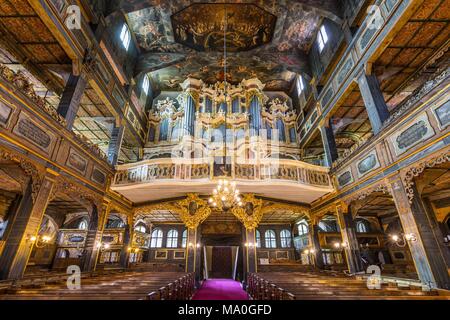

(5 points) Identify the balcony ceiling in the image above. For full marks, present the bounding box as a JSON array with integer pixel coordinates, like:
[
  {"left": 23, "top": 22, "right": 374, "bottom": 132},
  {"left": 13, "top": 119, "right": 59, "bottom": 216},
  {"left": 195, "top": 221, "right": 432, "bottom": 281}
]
[
  {"left": 112, "top": 179, "right": 333, "bottom": 205},
  {"left": 122, "top": 0, "right": 342, "bottom": 92}
]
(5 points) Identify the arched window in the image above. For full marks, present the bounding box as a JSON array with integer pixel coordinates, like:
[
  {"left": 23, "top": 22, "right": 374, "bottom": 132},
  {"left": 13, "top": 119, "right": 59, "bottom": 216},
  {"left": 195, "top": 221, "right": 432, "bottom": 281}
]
[
  {"left": 120, "top": 23, "right": 131, "bottom": 50},
  {"left": 356, "top": 220, "right": 368, "bottom": 233},
  {"left": 78, "top": 219, "right": 88, "bottom": 230},
  {"left": 150, "top": 228, "right": 163, "bottom": 248},
  {"left": 181, "top": 229, "right": 187, "bottom": 248},
  {"left": 166, "top": 229, "right": 178, "bottom": 248},
  {"left": 135, "top": 225, "right": 146, "bottom": 233},
  {"left": 280, "top": 229, "right": 291, "bottom": 248},
  {"left": 256, "top": 230, "right": 261, "bottom": 248},
  {"left": 298, "top": 223, "right": 308, "bottom": 235},
  {"left": 265, "top": 230, "right": 276, "bottom": 248}
]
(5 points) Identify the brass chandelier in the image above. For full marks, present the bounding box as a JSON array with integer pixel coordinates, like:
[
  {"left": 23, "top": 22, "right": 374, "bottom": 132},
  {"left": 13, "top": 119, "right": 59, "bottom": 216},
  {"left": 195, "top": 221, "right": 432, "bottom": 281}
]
[{"left": 208, "top": 5, "right": 242, "bottom": 211}]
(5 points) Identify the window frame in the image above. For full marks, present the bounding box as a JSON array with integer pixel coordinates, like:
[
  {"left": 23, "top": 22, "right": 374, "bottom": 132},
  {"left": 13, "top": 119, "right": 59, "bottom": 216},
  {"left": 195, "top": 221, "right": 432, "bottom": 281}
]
[
  {"left": 280, "top": 229, "right": 292, "bottom": 248},
  {"left": 120, "top": 23, "right": 131, "bottom": 51},
  {"left": 166, "top": 229, "right": 179, "bottom": 248},
  {"left": 317, "top": 25, "right": 328, "bottom": 52},
  {"left": 78, "top": 219, "right": 88, "bottom": 230},
  {"left": 297, "top": 75, "right": 305, "bottom": 94},
  {"left": 298, "top": 223, "right": 308, "bottom": 236},
  {"left": 264, "top": 230, "right": 277, "bottom": 248},
  {"left": 150, "top": 228, "right": 163, "bottom": 248},
  {"left": 142, "top": 75, "right": 150, "bottom": 95},
  {"left": 256, "top": 230, "right": 261, "bottom": 248},
  {"left": 181, "top": 229, "right": 187, "bottom": 248}
]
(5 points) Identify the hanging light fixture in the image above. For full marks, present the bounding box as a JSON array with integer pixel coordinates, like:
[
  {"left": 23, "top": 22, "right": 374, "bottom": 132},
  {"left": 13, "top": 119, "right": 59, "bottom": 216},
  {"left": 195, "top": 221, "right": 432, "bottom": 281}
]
[{"left": 209, "top": 4, "right": 241, "bottom": 211}]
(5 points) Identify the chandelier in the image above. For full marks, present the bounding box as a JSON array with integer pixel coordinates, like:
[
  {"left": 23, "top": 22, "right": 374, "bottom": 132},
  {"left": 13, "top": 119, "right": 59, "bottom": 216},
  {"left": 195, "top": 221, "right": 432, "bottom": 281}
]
[
  {"left": 209, "top": 178, "right": 242, "bottom": 210},
  {"left": 208, "top": 5, "right": 242, "bottom": 211}
]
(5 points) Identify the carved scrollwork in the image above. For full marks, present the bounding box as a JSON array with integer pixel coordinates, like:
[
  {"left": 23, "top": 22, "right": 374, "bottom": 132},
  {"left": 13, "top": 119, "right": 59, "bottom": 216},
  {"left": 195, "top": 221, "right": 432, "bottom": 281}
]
[
  {"left": 342, "top": 183, "right": 391, "bottom": 205},
  {"left": 403, "top": 150, "right": 450, "bottom": 203},
  {"left": 231, "top": 194, "right": 263, "bottom": 229},
  {"left": 175, "top": 193, "right": 211, "bottom": 229},
  {"left": 0, "top": 147, "right": 42, "bottom": 203},
  {"left": 0, "top": 64, "right": 67, "bottom": 127}
]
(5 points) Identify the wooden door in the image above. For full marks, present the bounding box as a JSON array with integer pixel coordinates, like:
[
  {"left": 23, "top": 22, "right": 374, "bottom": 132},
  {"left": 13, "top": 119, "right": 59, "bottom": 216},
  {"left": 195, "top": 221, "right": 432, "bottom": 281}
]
[{"left": 211, "top": 246, "right": 232, "bottom": 278}]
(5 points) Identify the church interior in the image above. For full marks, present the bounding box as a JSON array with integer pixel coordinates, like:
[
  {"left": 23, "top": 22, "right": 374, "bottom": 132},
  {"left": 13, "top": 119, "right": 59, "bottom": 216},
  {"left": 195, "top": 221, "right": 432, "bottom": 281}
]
[{"left": 0, "top": 0, "right": 449, "bottom": 301}]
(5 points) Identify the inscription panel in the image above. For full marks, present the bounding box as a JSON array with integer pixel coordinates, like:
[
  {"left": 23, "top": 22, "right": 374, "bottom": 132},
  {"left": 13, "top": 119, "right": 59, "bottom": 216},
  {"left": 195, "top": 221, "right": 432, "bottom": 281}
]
[
  {"left": 13, "top": 112, "right": 55, "bottom": 154},
  {"left": 66, "top": 148, "right": 88, "bottom": 175},
  {"left": 357, "top": 150, "right": 380, "bottom": 178},
  {"left": 92, "top": 167, "right": 107, "bottom": 185},
  {"left": 390, "top": 113, "right": 435, "bottom": 156},
  {"left": 0, "top": 98, "right": 13, "bottom": 128},
  {"left": 432, "top": 100, "right": 450, "bottom": 130},
  {"left": 337, "top": 169, "right": 354, "bottom": 188}
]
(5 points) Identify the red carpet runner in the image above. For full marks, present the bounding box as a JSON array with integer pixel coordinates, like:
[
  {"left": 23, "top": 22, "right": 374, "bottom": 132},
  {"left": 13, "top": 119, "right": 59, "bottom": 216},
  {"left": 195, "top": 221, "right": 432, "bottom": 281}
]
[{"left": 192, "top": 279, "right": 249, "bottom": 300}]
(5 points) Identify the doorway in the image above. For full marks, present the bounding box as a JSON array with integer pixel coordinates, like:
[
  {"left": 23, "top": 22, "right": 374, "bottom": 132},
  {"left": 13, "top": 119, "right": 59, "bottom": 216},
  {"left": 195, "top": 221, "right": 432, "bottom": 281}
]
[{"left": 204, "top": 246, "right": 239, "bottom": 279}]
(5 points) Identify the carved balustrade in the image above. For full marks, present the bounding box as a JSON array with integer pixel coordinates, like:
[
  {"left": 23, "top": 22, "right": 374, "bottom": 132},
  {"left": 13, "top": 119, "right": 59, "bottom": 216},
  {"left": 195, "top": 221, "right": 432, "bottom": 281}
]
[{"left": 113, "top": 158, "right": 331, "bottom": 188}]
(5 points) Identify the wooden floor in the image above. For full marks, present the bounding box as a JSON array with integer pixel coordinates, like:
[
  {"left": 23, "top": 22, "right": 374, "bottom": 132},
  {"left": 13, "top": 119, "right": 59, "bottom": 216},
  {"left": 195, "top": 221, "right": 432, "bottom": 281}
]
[
  {"left": 253, "top": 272, "right": 450, "bottom": 300},
  {"left": 0, "top": 271, "right": 186, "bottom": 300}
]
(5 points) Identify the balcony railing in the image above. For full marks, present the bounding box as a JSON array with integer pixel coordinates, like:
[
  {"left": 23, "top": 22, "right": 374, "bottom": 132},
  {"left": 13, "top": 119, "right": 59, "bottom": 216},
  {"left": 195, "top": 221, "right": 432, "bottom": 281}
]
[{"left": 114, "top": 157, "right": 331, "bottom": 188}]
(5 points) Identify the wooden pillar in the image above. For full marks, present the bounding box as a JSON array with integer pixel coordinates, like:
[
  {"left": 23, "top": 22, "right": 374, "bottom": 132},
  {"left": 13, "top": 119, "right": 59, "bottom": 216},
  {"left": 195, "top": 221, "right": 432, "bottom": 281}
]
[
  {"left": 336, "top": 204, "right": 364, "bottom": 274},
  {"left": 319, "top": 119, "right": 338, "bottom": 167},
  {"left": 56, "top": 74, "right": 87, "bottom": 130},
  {"left": 310, "top": 224, "right": 324, "bottom": 269},
  {"left": 119, "top": 224, "right": 132, "bottom": 268},
  {"left": 185, "top": 227, "right": 200, "bottom": 274},
  {"left": 357, "top": 72, "right": 390, "bottom": 134},
  {"left": 244, "top": 228, "right": 257, "bottom": 274},
  {"left": 389, "top": 175, "right": 450, "bottom": 289},
  {"left": 0, "top": 172, "right": 56, "bottom": 280},
  {"left": 107, "top": 124, "right": 125, "bottom": 166},
  {"left": 82, "top": 203, "right": 109, "bottom": 272}
]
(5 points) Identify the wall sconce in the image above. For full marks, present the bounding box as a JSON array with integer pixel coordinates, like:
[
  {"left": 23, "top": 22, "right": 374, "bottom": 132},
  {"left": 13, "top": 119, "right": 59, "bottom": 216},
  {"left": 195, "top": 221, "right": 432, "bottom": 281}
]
[
  {"left": 303, "top": 248, "right": 316, "bottom": 265},
  {"left": 28, "top": 234, "right": 52, "bottom": 248},
  {"left": 245, "top": 242, "right": 255, "bottom": 248},
  {"left": 333, "top": 241, "right": 347, "bottom": 250},
  {"left": 390, "top": 233, "right": 417, "bottom": 247},
  {"left": 127, "top": 246, "right": 140, "bottom": 254},
  {"left": 96, "top": 242, "right": 111, "bottom": 251}
]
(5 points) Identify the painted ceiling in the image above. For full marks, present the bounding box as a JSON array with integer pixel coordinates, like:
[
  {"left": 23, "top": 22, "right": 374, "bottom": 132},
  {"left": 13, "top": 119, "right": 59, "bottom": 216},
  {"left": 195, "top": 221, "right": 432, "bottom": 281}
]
[{"left": 125, "top": 0, "right": 325, "bottom": 92}]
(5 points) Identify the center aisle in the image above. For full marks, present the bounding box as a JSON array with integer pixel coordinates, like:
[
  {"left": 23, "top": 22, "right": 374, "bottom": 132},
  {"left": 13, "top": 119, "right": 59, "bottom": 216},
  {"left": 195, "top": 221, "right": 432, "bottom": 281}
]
[{"left": 192, "top": 279, "right": 249, "bottom": 300}]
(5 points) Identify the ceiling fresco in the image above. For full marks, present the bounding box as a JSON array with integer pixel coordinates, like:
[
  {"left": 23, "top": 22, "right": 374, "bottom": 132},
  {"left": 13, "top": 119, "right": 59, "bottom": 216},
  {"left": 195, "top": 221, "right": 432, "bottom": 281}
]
[
  {"left": 171, "top": 3, "right": 276, "bottom": 52},
  {"left": 125, "top": 0, "right": 323, "bottom": 92}
]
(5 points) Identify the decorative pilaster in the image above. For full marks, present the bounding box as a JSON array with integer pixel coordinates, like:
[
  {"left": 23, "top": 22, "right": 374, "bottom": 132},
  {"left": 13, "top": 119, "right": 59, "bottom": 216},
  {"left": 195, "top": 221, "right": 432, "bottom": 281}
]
[
  {"left": 56, "top": 73, "right": 87, "bottom": 130},
  {"left": 320, "top": 118, "right": 338, "bottom": 167},
  {"left": 0, "top": 171, "right": 56, "bottom": 280},
  {"left": 389, "top": 175, "right": 449, "bottom": 289},
  {"left": 357, "top": 72, "right": 390, "bottom": 134},
  {"left": 336, "top": 204, "right": 364, "bottom": 274},
  {"left": 244, "top": 228, "right": 257, "bottom": 273}
]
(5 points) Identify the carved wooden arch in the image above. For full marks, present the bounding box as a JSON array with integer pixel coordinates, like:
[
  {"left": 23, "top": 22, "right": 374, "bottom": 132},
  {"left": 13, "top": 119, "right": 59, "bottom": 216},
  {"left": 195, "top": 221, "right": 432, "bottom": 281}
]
[
  {"left": 402, "top": 149, "right": 450, "bottom": 203},
  {"left": 0, "top": 147, "right": 43, "bottom": 203},
  {"left": 311, "top": 203, "right": 338, "bottom": 225},
  {"left": 342, "top": 182, "right": 392, "bottom": 218}
]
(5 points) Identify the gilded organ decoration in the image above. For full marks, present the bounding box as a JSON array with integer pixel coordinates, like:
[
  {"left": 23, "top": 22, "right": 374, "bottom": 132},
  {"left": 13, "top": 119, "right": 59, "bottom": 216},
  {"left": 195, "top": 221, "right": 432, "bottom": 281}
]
[{"left": 231, "top": 194, "right": 263, "bottom": 229}]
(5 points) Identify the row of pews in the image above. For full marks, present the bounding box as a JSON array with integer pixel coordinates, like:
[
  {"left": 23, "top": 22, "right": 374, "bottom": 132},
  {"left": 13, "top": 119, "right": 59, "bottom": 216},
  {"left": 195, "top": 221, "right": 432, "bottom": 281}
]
[
  {"left": 0, "top": 270, "right": 195, "bottom": 300},
  {"left": 247, "top": 272, "right": 449, "bottom": 300}
]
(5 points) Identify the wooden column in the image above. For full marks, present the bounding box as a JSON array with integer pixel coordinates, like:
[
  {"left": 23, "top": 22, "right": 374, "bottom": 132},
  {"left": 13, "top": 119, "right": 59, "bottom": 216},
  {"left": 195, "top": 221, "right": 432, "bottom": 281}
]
[
  {"left": 389, "top": 175, "right": 450, "bottom": 289},
  {"left": 56, "top": 74, "right": 87, "bottom": 130},
  {"left": 107, "top": 124, "right": 125, "bottom": 166},
  {"left": 336, "top": 204, "right": 364, "bottom": 274},
  {"left": 244, "top": 228, "right": 257, "bottom": 274},
  {"left": 82, "top": 203, "right": 110, "bottom": 272},
  {"left": 320, "top": 119, "right": 338, "bottom": 167},
  {"left": 185, "top": 227, "right": 200, "bottom": 274},
  {"left": 119, "top": 223, "right": 132, "bottom": 268},
  {"left": 0, "top": 172, "right": 56, "bottom": 280},
  {"left": 357, "top": 72, "right": 390, "bottom": 134},
  {"left": 310, "top": 224, "right": 324, "bottom": 269}
]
